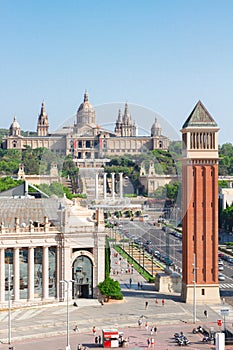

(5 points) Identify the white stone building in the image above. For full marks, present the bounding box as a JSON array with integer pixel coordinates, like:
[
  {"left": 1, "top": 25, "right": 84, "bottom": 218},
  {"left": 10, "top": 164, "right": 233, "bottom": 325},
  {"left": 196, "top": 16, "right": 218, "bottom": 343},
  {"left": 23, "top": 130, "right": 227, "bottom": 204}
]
[{"left": 0, "top": 197, "right": 106, "bottom": 308}]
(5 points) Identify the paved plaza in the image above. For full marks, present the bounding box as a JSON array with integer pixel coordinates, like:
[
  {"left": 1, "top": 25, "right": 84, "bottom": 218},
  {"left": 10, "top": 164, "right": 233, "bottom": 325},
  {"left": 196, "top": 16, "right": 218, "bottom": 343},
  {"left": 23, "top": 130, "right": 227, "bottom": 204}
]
[{"left": 0, "top": 249, "right": 233, "bottom": 349}]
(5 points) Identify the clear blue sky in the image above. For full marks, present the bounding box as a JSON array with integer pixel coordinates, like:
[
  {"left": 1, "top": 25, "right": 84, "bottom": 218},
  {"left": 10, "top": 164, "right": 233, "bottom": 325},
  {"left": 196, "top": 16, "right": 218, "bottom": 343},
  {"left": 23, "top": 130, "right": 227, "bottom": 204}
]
[{"left": 1, "top": 0, "right": 232, "bottom": 144}]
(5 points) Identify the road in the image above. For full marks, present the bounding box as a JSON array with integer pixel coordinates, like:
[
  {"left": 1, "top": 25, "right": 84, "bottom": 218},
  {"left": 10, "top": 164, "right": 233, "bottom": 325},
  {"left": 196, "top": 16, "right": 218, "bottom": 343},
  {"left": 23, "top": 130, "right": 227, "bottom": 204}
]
[{"left": 117, "top": 220, "right": 233, "bottom": 295}]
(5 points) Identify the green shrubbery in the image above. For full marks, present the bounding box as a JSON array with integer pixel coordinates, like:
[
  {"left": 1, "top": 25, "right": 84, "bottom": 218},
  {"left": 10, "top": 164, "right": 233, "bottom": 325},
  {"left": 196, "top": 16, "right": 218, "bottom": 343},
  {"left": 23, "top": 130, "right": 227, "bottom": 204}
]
[
  {"left": 0, "top": 177, "right": 23, "bottom": 192},
  {"left": 97, "top": 277, "right": 123, "bottom": 300}
]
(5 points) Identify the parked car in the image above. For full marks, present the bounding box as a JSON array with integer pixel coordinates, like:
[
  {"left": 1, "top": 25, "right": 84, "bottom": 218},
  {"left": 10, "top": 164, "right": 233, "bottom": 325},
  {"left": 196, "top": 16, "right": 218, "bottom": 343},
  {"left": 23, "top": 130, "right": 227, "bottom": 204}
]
[
  {"left": 218, "top": 274, "right": 225, "bottom": 281},
  {"left": 218, "top": 265, "right": 224, "bottom": 271},
  {"left": 154, "top": 251, "right": 160, "bottom": 258},
  {"left": 164, "top": 258, "right": 174, "bottom": 266}
]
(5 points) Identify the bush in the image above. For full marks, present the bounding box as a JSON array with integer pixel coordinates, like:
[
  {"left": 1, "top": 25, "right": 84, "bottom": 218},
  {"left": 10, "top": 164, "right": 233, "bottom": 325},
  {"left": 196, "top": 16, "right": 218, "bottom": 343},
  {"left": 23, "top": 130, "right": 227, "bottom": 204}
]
[{"left": 98, "top": 277, "right": 123, "bottom": 300}]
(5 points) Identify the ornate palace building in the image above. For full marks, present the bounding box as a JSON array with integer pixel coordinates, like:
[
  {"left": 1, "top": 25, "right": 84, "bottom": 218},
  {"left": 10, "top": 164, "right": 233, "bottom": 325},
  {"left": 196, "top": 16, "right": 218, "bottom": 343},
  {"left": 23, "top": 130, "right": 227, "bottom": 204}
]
[
  {"left": 2, "top": 91, "right": 170, "bottom": 167},
  {"left": 0, "top": 197, "right": 106, "bottom": 308}
]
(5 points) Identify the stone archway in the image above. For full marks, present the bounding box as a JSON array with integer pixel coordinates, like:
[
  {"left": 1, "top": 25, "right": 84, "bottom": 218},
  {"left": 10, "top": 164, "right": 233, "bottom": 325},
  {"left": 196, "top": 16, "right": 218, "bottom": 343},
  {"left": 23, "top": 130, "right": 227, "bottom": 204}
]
[{"left": 72, "top": 252, "right": 94, "bottom": 298}]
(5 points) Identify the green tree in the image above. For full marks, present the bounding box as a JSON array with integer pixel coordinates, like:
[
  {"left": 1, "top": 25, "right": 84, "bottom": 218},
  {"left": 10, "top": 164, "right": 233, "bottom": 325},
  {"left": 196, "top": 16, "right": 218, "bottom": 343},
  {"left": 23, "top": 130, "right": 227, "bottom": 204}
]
[
  {"left": 219, "top": 180, "right": 228, "bottom": 188},
  {"left": 0, "top": 177, "right": 23, "bottom": 192},
  {"left": 98, "top": 277, "right": 123, "bottom": 300},
  {"left": 221, "top": 204, "right": 233, "bottom": 232}
]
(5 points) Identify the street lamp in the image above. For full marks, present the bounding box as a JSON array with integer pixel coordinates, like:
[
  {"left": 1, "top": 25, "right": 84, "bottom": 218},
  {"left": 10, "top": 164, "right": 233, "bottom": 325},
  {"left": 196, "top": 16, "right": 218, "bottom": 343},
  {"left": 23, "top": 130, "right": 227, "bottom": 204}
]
[
  {"left": 192, "top": 253, "right": 198, "bottom": 324},
  {"left": 8, "top": 263, "right": 12, "bottom": 345},
  {"left": 60, "top": 279, "right": 75, "bottom": 350}
]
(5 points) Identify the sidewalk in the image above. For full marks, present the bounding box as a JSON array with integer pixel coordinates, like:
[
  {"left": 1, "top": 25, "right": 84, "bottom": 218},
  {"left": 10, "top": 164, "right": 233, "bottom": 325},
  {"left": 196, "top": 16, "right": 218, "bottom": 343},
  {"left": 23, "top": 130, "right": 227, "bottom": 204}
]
[{"left": 0, "top": 248, "right": 232, "bottom": 349}]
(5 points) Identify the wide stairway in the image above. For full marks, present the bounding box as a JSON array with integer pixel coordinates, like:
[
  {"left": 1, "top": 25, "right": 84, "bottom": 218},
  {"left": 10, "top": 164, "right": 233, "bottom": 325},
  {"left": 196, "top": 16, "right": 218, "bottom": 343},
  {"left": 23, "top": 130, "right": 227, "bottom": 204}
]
[{"left": 79, "top": 168, "right": 104, "bottom": 200}]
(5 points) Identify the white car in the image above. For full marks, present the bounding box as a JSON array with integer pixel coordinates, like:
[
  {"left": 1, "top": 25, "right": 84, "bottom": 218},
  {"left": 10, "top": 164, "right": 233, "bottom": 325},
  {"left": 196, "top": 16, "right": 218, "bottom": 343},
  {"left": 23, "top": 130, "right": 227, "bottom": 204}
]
[
  {"left": 218, "top": 274, "right": 225, "bottom": 281},
  {"left": 218, "top": 265, "right": 224, "bottom": 271}
]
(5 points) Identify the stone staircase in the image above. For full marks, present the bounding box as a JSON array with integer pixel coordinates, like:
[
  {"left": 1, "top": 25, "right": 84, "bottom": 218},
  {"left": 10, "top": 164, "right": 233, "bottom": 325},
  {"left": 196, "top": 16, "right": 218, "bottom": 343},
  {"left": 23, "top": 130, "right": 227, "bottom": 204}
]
[
  {"left": 78, "top": 168, "right": 104, "bottom": 200},
  {"left": 123, "top": 244, "right": 162, "bottom": 277}
]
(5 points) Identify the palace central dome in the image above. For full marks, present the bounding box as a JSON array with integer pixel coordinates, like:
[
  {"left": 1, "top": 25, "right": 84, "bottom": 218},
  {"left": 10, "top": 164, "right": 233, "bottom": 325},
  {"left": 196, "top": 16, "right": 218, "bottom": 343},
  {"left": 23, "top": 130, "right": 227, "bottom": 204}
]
[{"left": 76, "top": 90, "right": 96, "bottom": 128}]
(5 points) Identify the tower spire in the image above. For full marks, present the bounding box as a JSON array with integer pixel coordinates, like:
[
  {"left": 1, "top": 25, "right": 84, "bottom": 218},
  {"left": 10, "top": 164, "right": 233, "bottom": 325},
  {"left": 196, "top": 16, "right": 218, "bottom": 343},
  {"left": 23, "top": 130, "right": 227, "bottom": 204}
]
[{"left": 37, "top": 101, "right": 49, "bottom": 136}]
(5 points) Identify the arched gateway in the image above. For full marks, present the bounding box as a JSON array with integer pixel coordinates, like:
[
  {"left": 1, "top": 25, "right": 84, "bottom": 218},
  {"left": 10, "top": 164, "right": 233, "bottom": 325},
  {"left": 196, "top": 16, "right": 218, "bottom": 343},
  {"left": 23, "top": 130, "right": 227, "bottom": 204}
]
[{"left": 72, "top": 254, "right": 94, "bottom": 298}]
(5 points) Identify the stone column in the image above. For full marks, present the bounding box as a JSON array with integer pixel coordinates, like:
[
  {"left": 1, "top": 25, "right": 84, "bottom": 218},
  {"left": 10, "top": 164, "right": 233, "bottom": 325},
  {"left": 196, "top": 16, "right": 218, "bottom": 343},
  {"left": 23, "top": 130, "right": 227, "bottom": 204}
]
[
  {"left": 111, "top": 173, "right": 115, "bottom": 200},
  {"left": 0, "top": 248, "right": 5, "bottom": 302},
  {"left": 103, "top": 173, "right": 107, "bottom": 200},
  {"left": 56, "top": 246, "right": 61, "bottom": 300},
  {"left": 119, "top": 172, "right": 123, "bottom": 199},
  {"left": 42, "top": 246, "right": 49, "bottom": 300},
  {"left": 95, "top": 172, "right": 99, "bottom": 200},
  {"left": 13, "top": 247, "right": 20, "bottom": 301},
  {"left": 28, "top": 247, "right": 34, "bottom": 301}
]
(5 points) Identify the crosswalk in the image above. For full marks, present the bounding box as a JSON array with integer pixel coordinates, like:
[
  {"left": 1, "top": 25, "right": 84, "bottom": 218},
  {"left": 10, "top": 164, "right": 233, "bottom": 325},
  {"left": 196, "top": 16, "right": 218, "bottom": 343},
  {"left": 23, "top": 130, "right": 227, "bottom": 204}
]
[{"left": 219, "top": 283, "right": 233, "bottom": 289}]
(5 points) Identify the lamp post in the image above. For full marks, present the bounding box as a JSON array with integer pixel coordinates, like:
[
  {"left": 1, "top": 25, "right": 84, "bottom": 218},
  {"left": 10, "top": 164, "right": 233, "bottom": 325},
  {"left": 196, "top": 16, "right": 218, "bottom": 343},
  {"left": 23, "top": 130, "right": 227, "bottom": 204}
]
[
  {"left": 192, "top": 254, "right": 198, "bottom": 324},
  {"left": 8, "top": 263, "right": 12, "bottom": 345},
  {"left": 60, "top": 279, "right": 74, "bottom": 350}
]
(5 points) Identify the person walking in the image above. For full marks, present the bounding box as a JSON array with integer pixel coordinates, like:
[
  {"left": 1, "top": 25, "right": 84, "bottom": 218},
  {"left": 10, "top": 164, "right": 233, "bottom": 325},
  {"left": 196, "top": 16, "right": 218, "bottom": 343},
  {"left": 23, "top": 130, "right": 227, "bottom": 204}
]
[
  {"left": 145, "top": 301, "right": 149, "bottom": 310},
  {"left": 147, "top": 337, "right": 151, "bottom": 348},
  {"left": 92, "top": 326, "right": 96, "bottom": 335},
  {"left": 204, "top": 309, "right": 208, "bottom": 318},
  {"left": 150, "top": 337, "right": 155, "bottom": 348},
  {"left": 73, "top": 325, "right": 79, "bottom": 332},
  {"left": 162, "top": 299, "right": 165, "bottom": 306},
  {"left": 129, "top": 277, "right": 132, "bottom": 288}
]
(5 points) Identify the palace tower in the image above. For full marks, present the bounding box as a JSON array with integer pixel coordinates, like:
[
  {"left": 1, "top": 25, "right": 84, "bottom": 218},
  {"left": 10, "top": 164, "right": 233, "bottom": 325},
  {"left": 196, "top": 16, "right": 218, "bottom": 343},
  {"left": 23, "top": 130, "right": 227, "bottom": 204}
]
[{"left": 181, "top": 101, "right": 220, "bottom": 303}]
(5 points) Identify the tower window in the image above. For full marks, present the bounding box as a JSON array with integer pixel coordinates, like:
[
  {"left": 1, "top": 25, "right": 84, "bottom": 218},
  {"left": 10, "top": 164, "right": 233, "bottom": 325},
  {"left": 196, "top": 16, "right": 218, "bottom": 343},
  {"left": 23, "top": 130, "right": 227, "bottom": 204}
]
[{"left": 201, "top": 289, "right": 205, "bottom": 296}]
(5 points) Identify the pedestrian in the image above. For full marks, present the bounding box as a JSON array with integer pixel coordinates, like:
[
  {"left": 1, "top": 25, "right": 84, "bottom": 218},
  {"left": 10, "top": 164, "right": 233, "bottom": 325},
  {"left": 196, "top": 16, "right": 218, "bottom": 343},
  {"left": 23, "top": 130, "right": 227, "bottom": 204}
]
[
  {"left": 150, "top": 337, "right": 155, "bottom": 348},
  {"left": 140, "top": 281, "right": 143, "bottom": 289},
  {"left": 155, "top": 298, "right": 158, "bottom": 305},
  {"left": 150, "top": 327, "right": 154, "bottom": 336},
  {"left": 95, "top": 336, "right": 98, "bottom": 344},
  {"left": 138, "top": 281, "right": 140, "bottom": 289},
  {"left": 92, "top": 326, "right": 96, "bottom": 335},
  {"left": 147, "top": 338, "right": 151, "bottom": 348},
  {"left": 162, "top": 299, "right": 165, "bottom": 306},
  {"left": 145, "top": 301, "right": 149, "bottom": 310},
  {"left": 204, "top": 310, "right": 208, "bottom": 318},
  {"left": 73, "top": 325, "right": 79, "bottom": 332},
  {"left": 154, "top": 326, "right": 157, "bottom": 335},
  {"left": 101, "top": 299, "right": 104, "bottom": 306},
  {"left": 145, "top": 321, "right": 149, "bottom": 331},
  {"left": 138, "top": 318, "right": 142, "bottom": 327},
  {"left": 98, "top": 335, "right": 101, "bottom": 344},
  {"left": 129, "top": 277, "right": 132, "bottom": 288}
]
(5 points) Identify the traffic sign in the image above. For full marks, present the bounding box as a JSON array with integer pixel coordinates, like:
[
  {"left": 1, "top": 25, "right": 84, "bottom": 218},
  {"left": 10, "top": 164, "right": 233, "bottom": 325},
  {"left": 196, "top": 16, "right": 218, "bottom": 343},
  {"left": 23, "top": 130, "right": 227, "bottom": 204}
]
[
  {"left": 217, "top": 319, "right": 223, "bottom": 327},
  {"left": 221, "top": 309, "right": 229, "bottom": 316}
]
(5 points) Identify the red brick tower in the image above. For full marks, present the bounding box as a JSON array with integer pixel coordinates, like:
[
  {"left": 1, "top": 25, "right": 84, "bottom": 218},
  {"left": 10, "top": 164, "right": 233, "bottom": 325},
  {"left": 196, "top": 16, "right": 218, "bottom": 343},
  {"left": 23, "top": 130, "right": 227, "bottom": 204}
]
[{"left": 181, "top": 101, "right": 220, "bottom": 303}]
